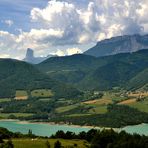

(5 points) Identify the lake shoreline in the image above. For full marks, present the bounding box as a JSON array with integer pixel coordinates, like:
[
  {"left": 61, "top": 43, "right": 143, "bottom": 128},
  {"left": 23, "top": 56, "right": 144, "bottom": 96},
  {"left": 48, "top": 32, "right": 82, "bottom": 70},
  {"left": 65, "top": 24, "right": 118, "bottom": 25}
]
[
  {"left": 0, "top": 119, "right": 148, "bottom": 136},
  {"left": 0, "top": 119, "right": 118, "bottom": 130},
  {"left": 0, "top": 119, "right": 145, "bottom": 131}
]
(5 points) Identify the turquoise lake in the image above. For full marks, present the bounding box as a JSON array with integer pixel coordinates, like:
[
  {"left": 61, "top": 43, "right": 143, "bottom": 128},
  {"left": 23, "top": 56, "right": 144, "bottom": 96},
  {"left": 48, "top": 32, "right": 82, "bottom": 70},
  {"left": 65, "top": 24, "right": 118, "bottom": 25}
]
[
  {"left": 0, "top": 120, "right": 91, "bottom": 137},
  {"left": 0, "top": 120, "right": 148, "bottom": 137}
]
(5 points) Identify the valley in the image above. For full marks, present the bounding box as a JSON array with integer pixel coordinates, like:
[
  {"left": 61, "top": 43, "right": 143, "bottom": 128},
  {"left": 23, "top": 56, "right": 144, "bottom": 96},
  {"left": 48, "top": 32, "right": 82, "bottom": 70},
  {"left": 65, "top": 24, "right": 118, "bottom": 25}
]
[
  {"left": 0, "top": 38, "right": 147, "bottom": 130},
  {"left": 0, "top": 50, "right": 148, "bottom": 128},
  {"left": 1, "top": 0, "right": 148, "bottom": 146}
]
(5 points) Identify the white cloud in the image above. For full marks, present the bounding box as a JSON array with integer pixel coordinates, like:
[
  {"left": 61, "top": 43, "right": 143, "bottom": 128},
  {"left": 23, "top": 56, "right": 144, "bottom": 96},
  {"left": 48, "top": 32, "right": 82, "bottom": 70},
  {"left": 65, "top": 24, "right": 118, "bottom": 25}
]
[
  {"left": 54, "top": 47, "right": 82, "bottom": 56},
  {"left": 78, "top": 34, "right": 90, "bottom": 44},
  {"left": 0, "top": 0, "right": 148, "bottom": 59},
  {"left": 54, "top": 49, "right": 65, "bottom": 56},
  {"left": 3, "top": 20, "right": 14, "bottom": 27},
  {"left": 30, "top": 0, "right": 148, "bottom": 43},
  {"left": 66, "top": 47, "right": 82, "bottom": 55},
  {"left": 0, "top": 54, "right": 10, "bottom": 58}
]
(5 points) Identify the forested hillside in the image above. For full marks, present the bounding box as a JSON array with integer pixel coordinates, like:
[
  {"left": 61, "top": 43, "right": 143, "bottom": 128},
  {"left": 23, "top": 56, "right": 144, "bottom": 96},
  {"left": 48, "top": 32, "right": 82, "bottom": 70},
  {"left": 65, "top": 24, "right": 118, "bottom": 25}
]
[
  {"left": 0, "top": 59, "right": 81, "bottom": 98},
  {"left": 37, "top": 50, "right": 148, "bottom": 91}
]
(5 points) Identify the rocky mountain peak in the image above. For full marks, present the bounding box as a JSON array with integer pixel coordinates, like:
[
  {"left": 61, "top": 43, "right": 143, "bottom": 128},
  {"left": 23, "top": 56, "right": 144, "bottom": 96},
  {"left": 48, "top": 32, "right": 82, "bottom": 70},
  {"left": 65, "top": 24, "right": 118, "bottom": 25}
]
[
  {"left": 25, "top": 48, "right": 34, "bottom": 60},
  {"left": 23, "top": 48, "right": 55, "bottom": 64}
]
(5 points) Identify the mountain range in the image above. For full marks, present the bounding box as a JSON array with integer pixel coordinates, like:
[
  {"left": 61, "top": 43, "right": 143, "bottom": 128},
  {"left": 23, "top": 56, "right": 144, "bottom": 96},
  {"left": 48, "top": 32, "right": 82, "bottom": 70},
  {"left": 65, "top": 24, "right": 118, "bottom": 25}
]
[
  {"left": 24, "top": 34, "right": 148, "bottom": 64},
  {"left": 0, "top": 34, "right": 147, "bottom": 99},
  {"left": 84, "top": 34, "right": 148, "bottom": 57}
]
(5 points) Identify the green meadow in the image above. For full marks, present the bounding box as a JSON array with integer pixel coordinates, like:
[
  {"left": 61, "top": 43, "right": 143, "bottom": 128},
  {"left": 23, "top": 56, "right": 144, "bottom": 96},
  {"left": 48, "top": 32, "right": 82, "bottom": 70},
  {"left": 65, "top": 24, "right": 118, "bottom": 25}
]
[{"left": 12, "top": 139, "right": 89, "bottom": 148}]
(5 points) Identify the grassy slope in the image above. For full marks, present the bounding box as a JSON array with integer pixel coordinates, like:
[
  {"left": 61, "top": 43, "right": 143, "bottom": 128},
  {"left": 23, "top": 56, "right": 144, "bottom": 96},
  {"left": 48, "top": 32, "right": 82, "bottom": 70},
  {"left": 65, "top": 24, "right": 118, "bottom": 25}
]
[{"left": 12, "top": 139, "right": 89, "bottom": 148}]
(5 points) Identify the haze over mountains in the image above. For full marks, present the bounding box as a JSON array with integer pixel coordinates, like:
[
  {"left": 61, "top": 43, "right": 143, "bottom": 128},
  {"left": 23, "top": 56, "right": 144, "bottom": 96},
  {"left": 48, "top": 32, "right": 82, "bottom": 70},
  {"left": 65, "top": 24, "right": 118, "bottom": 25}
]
[
  {"left": 23, "top": 48, "right": 56, "bottom": 64},
  {"left": 23, "top": 34, "right": 148, "bottom": 64},
  {"left": 85, "top": 34, "right": 148, "bottom": 57}
]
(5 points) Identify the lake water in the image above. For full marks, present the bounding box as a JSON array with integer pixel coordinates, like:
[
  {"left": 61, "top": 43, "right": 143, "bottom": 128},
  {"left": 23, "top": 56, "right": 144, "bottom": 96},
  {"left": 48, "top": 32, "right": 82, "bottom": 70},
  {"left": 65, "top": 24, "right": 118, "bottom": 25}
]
[
  {"left": 0, "top": 120, "right": 91, "bottom": 137},
  {"left": 120, "top": 123, "right": 148, "bottom": 136},
  {"left": 0, "top": 120, "right": 148, "bottom": 137}
]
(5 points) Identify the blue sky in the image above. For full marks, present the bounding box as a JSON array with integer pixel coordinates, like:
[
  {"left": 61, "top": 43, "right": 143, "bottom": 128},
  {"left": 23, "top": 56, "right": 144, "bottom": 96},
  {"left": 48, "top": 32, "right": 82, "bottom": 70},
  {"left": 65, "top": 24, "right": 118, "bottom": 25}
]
[
  {"left": 0, "top": 0, "right": 48, "bottom": 33},
  {"left": 0, "top": 0, "right": 148, "bottom": 59}
]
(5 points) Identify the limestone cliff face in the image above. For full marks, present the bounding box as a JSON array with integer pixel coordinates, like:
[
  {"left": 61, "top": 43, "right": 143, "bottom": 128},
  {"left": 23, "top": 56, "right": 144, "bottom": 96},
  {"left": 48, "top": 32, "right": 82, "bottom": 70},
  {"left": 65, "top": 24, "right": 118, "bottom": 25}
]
[
  {"left": 84, "top": 34, "right": 148, "bottom": 57},
  {"left": 25, "top": 48, "right": 34, "bottom": 61}
]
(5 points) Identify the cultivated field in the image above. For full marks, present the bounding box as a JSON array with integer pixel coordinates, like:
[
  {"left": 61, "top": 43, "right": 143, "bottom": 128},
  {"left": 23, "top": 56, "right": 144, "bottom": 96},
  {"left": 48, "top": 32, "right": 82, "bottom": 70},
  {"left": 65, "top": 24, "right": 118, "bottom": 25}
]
[
  {"left": 128, "top": 92, "right": 148, "bottom": 97},
  {"left": 88, "top": 105, "right": 107, "bottom": 114},
  {"left": 31, "top": 89, "right": 54, "bottom": 98},
  {"left": 83, "top": 98, "right": 112, "bottom": 105},
  {"left": 0, "top": 98, "right": 11, "bottom": 103},
  {"left": 118, "top": 99, "right": 137, "bottom": 105},
  {"left": 15, "top": 90, "right": 28, "bottom": 100},
  {"left": 55, "top": 104, "right": 79, "bottom": 113}
]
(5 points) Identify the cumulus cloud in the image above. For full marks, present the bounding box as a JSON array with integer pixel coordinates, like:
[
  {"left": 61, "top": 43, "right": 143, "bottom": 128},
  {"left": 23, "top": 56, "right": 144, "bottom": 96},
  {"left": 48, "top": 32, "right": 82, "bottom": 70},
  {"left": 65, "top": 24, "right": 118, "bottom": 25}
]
[
  {"left": 31, "top": 0, "right": 83, "bottom": 45},
  {"left": 30, "top": 0, "right": 147, "bottom": 42},
  {"left": 53, "top": 47, "right": 82, "bottom": 56},
  {"left": 0, "top": 0, "right": 148, "bottom": 59}
]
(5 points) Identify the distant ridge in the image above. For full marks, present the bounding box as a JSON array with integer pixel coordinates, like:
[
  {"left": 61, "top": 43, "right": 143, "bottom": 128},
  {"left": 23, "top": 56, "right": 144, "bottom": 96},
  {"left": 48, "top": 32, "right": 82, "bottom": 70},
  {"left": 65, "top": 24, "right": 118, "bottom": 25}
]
[
  {"left": 84, "top": 34, "right": 148, "bottom": 57},
  {"left": 23, "top": 48, "right": 56, "bottom": 64}
]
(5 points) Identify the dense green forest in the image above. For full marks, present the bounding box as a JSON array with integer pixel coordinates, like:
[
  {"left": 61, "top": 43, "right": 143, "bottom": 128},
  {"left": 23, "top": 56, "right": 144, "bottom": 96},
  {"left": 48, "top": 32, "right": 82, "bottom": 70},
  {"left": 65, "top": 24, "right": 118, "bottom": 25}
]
[{"left": 37, "top": 50, "right": 148, "bottom": 91}]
